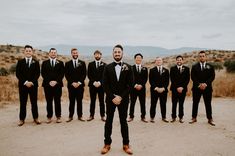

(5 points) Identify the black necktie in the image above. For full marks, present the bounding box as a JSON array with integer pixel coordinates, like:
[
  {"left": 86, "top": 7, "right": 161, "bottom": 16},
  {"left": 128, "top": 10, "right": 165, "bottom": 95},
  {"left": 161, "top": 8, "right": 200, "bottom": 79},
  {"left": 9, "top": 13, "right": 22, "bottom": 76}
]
[
  {"left": 201, "top": 64, "right": 204, "bottom": 71},
  {"left": 51, "top": 60, "right": 55, "bottom": 67},
  {"left": 96, "top": 62, "right": 99, "bottom": 68},
  {"left": 26, "top": 59, "right": 30, "bottom": 68},
  {"left": 137, "top": 65, "right": 140, "bottom": 73}
]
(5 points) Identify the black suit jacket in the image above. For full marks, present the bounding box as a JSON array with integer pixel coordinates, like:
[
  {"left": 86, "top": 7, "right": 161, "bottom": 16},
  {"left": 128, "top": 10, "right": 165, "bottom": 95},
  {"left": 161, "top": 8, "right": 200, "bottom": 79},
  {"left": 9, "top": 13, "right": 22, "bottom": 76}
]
[
  {"left": 64, "top": 59, "right": 86, "bottom": 87},
  {"left": 170, "top": 65, "right": 190, "bottom": 92},
  {"left": 16, "top": 58, "right": 40, "bottom": 87},
  {"left": 103, "top": 62, "right": 134, "bottom": 102},
  {"left": 41, "top": 59, "right": 65, "bottom": 87},
  {"left": 149, "top": 66, "right": 169, "bottom": 92},
  {"left": 132, "top": 65, "right": 148, "bottom": 88},
  {"left": 191, "top": 62, "right": 215, "bottom": 91},
  {"left": 88, "top": 61, "right": 106, "bottom": 87}
]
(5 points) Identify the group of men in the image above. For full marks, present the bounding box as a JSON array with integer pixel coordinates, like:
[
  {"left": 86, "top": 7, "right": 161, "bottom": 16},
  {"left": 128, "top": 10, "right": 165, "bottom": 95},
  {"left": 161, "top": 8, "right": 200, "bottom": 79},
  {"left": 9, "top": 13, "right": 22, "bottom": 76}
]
[{"left": 16, "top": 44, "right": 215, "bottom": 155}]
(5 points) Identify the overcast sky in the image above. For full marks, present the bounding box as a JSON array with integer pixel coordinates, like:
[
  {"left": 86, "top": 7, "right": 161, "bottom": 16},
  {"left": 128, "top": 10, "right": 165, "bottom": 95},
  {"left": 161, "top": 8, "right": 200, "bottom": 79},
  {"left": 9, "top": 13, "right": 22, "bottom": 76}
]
[{"left": 1, "top": 0, "right": 235, "bottom": 49}]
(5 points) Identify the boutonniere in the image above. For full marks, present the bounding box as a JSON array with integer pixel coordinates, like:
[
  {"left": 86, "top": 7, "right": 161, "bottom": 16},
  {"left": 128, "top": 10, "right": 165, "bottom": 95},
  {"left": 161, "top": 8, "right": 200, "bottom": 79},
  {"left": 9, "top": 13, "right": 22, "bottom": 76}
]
[
  {"left": 100, "top": 62, "right": 104, "bottom": 66},
  {"left": 205, "top": 64, "right": 210, "bottom": 69},
  {"left": 56, "top": 60, "right": 59, "bottom": 64},
  {"left": 31, "top": 60, "right": 35, "bottom": 64},
  {"left": 77, "top": 61, "right": 82, "bottom": 67},
  {"left": 142, "top": 67, "right": 146, "bottom": 70},
  {"left": 181, "top": 66, "right": 185, "bottom": 72},
  {"left": 121, "top": 64, "right": 129, "bottom": 71},
  {"left": 162, "top": 68, "right": 165, "bottom": 73}
]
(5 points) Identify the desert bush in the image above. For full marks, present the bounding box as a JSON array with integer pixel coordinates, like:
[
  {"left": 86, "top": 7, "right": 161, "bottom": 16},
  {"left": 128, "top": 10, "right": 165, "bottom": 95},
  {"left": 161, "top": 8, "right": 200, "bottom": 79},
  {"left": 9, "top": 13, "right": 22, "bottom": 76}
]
[
  {"left": 209, "top": 62, "right": 223, "bottom": 70},
  {"left": 0, "top": 67, "right": 9, "bottom": 76},
  {"left": 224, "top": 60, "right": 235, "bottom": 73},
  {"left": 9, "top": 63, "right": 17, "bottom": 74}
]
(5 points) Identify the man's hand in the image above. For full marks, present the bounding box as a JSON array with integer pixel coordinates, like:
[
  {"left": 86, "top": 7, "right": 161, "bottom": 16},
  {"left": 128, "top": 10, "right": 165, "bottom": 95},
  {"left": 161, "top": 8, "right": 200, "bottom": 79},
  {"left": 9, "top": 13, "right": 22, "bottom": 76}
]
[
  {"left": 72, "top": 82, "right": 80, "bottom": 88},
  {"left": 49, "top": 81, "right": 57, "bottom": 87},
  {"left": 112, "top": 95, "right": 122, "bottom": 105},
  {"left": 154, "top": 87, "right": 165, "bottom": 93},
  {"left": 199, "top": 83, "right": 207, "bottom": 90},
  {"left": 25, "top": 81, "right": 33, "bottom": 88},
  {"left": 134, "top": 84, "right": 142, "bottom": 91},
  {"left": 177, "top": 87, "right": 184, "bottom": 93},
  {"left": 93, "top": 81, "right": 101, "bottom": 88}
]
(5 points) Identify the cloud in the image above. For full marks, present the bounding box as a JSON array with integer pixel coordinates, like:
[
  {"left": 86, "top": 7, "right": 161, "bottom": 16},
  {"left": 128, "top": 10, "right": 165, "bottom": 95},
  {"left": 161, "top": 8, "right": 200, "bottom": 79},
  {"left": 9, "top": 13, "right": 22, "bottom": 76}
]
[{"left": 202, "top": 33, "right": 222, "bottom": 39}]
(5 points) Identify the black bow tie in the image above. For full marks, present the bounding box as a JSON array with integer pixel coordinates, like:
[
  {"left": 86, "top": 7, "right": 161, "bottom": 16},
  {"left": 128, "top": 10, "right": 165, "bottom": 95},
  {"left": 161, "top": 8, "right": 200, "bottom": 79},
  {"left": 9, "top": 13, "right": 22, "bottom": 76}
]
[{"left": 114, "top": 62, "right": 122, "bottom": 66}]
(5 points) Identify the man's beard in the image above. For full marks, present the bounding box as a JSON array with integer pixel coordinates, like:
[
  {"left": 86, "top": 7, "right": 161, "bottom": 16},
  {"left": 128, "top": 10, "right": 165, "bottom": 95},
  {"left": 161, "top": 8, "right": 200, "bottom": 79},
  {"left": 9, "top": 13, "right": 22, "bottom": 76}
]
[
  {"left": 95, "top": 57, "right": 101, "bottom": 61},
  {"left": 72, "top": 55, "right": 78, "bottom": 59},
  {"left": 114, "top": 56, "right": 122, "bottom": 62}
]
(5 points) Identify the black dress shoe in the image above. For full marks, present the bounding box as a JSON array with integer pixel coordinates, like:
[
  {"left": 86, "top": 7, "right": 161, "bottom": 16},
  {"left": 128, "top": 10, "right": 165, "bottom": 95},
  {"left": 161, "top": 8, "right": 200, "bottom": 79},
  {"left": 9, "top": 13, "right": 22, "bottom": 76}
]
[
  {"left": 150, "top": 118, "right": 155, "bottom": 123},
  {"left": 87, "top": 116, "right": 94, "bottom": 121},
  {"left": 208, "top": 119, "right": 215, "bottom": 126},
  {"left": 141, "top": 118, "right": 148, "bottom": 123},
  {"left": 170, "top": 118, "right": 176, "bottom": 123},
  {"left": 189, "top": 118, "right": 197, "bottom": 124},
  {"left": 162, "top": 118, "right": 169, "bottom": 123},
  {"left": 34, "top": 119, "right": 41, "bottom": 125},
  {"left": 18, "top": 120, "right": 24, "bottom": 126},
  {"left": 78, "top": 117, "right": 85, "bottom": 122}
]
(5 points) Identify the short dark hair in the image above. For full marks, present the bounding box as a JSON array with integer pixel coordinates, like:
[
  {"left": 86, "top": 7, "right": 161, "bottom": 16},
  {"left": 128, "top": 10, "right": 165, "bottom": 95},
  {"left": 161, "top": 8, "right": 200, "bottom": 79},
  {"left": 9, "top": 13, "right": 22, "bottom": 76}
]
[
  {"left": 134, "top": 53, "right": 143, "bottom": 59},
  {"left": 113, "top": 44, "right": 123, "bottom": 51},
  {"left": 49, "top": 48, "right": 57, "bottom": 52},
  {"left": 71, "top": 48, "right": 77, "bottom": 53},
  {"left": 176, "top": 55, "right": 183, "bottom": 60},
  {"left": 24, "top": 45, "right": 33, "bottom": 50},
  {"left": 199, "top": 50, "right": 206, "bottom": 54},
  {"left": 94, "top": 50, "right": 102, "bottom": 55}
]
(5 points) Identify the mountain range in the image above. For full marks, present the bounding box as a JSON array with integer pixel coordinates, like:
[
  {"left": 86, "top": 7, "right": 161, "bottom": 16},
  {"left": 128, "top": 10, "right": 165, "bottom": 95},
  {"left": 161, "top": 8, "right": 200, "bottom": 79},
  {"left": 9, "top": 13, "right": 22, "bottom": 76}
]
[{"left": 37, "top": 44, "right": 206, "bottom": 58}]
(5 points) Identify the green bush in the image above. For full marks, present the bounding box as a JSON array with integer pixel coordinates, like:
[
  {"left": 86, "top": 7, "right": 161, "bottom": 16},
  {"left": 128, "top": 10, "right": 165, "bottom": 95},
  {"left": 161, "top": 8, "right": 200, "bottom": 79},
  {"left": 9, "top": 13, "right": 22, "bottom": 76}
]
[
  {"left": 0, "top": 67, "right": 9, "bottom": 76},
  {"left": 209, "top": 62, "right": 223, "bottom": 70},
  {"left": 224, "top": 60, "right": 235, "bottom": 73},
  {"left": 9, "top": 63, "right": 17, "bottom": 74}
]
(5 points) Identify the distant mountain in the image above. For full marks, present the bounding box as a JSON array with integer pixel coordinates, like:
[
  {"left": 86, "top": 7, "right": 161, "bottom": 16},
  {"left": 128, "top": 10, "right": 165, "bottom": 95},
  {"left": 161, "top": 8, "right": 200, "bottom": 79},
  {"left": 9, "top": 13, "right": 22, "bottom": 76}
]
[{"left": 37, "top": 44, "right": 206, "bottom": 59}]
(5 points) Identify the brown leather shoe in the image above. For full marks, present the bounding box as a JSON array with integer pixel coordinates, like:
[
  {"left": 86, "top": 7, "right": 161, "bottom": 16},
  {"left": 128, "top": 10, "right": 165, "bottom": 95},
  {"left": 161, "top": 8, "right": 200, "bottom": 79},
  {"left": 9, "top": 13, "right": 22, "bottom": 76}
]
[
  {"left": 56, "top": 117, "right": 62, "bottom": 123},
  {"left": 170, "top": 118, "right": 176, "bottom": 123},
  {"left": 141, "top": 118, "right": 148, "bottom": 123},
  {"left": 189, "top": 118, "right": 197, "bottom": 124},
  {"left": 101, "top": 116, "right": 106, "bottom": 122},
  {"left": 208, "top": 119, "right": 215, "bottom": 126},
  {"left": 78, "top": 117, "right": 85, "bottom": 122},
  {"left": 123, "top": 145, "right": 133, "bottom": 155},
  {"left": 18, "top": 120, "right": 24, "bottom": 126},
  {"left": 127, "top": 118, "right": 133, "bottom": 122},
  {"left": 34, "top": 118, "right": 41, "bottom": 125},
  {"left": 87, "top": 116, "right": 94, "bottom": 121},
  {"left": 66, "top": 117, "right": 73, "bottom": 122},
  {"left": 162, "top": 118, "right": 169, "bottom": 123},
  {"left": 150, "top": 118, "right": 155, "bottom": 123},
  {"left": 101, "top": 144, "right": 111, "bottom": 154},
  {"left": 179, "top": 118, "right": 184, "bottom": 123},
  {"left": 46, "top": 118, "right": 52, "bottom": 124}
]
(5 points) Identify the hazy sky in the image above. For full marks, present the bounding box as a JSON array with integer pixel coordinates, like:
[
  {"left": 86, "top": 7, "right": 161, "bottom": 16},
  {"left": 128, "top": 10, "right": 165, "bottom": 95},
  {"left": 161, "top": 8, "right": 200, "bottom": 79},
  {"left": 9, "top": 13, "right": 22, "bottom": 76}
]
[{"left": 1, "top": 0, "right": 235, "bottom": 49}]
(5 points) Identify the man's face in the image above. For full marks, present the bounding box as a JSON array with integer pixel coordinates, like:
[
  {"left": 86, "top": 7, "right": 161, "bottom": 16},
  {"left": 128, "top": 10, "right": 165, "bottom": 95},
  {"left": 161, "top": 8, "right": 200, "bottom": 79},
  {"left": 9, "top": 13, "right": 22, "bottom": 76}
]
[
  {"left": 155, "top": 57, "right": 163, "bottom": 66},
  {"left": 49, "top": 49, "right": 57, "bottom": 59},
  {"left": 71, "top": 50, "right": 79, "bottom": 59},
  {"left": 199, "top": 53, "right": 206, "bottom": 63},
  {"left": 94, "top": 53, "right": 101, "bottom": 61},
  {"left": 135, "top": 55, "right": 142, "bottom": 65},
  {"left": 24, "top": 48, "right": 33, "bottom": 58},
  {"left": 176, "top": 57, "right": 183, "bottom": 66},
  {"left": 113, "top": 47, "right": 123, "bottom": 62}
]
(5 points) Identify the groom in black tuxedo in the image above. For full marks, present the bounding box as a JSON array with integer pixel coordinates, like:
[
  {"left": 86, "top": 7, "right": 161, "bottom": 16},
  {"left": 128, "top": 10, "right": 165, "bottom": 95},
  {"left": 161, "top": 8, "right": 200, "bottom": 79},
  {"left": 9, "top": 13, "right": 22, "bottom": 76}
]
[
  {"left": 189, "top": 51, "right": 215, "bottom": 126},
  {"left": 87, "top": 50, "right": 106, "bottom": 122},
  {"left": 101, "top": 45, "right": 133, "bottom": 155},
  {"left": 16, "top": 45, "right": 41, "bottom": 126}
]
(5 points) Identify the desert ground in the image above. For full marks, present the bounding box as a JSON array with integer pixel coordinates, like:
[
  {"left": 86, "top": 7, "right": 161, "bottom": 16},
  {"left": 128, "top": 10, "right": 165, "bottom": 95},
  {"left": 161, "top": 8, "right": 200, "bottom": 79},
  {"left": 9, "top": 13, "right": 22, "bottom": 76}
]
[{"left": 0, "top": 97, "right": 235, "bottom": 156}]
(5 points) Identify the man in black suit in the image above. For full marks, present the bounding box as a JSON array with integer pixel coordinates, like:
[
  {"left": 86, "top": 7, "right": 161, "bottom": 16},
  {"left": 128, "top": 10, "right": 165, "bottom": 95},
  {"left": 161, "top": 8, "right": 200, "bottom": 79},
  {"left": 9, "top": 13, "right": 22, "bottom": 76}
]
[
  {"left": 16, "top": 45, "right": 41, "bottom": 126},
  {"left": 101, "top": 45, "right": 133, "bottom": 155},
  {"left": 170, "top": 55, "right": 190, "bottom": 123},
  {"left": 41, "top": 48, "right": 64, "bottom": 123},
  {"left": 64, "top": 48, "right": 86, "bottom": 122},
  {"left": 87, "top": 50, "right": 106, "bottom": 122},
  {"left": 128, "top": 53, "right": 148, "bottom": 123},
  {"left": 189, "top": 51, "right": 215, "bottom": 126},
  {"left": 149, "top": 57, "right": 169, "bottom": 123}
]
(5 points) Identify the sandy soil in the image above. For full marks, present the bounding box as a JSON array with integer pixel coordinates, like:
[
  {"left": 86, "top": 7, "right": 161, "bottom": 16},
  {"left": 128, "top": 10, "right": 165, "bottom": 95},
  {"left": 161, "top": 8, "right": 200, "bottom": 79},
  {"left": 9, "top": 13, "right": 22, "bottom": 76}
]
[{"left": 0, "top": 97, "right": 235, "bottom": 156}]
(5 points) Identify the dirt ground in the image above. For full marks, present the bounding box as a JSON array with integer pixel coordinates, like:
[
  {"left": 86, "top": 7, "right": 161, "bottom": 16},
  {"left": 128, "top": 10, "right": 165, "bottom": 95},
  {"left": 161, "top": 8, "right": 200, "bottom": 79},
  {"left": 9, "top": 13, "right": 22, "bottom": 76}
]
[{"left": 0, "top": 97, "right": 235, "bottom": 156}]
